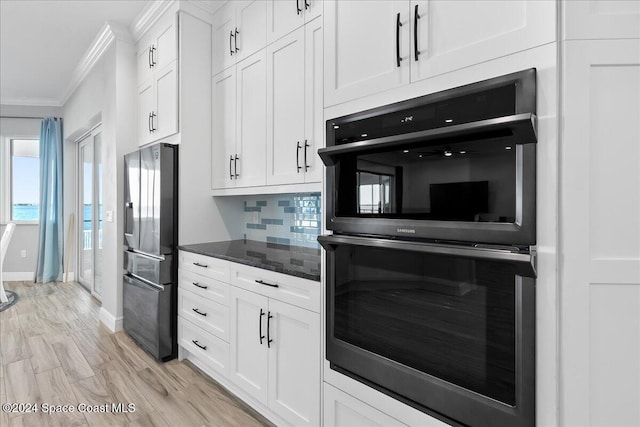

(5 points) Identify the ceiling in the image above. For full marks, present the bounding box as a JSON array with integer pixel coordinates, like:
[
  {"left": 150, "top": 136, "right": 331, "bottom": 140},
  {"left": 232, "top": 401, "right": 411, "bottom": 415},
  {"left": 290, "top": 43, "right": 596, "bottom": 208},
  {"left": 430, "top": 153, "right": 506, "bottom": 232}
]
[{"left": 0, "top": 0, "right": 150, "bottom": 107}]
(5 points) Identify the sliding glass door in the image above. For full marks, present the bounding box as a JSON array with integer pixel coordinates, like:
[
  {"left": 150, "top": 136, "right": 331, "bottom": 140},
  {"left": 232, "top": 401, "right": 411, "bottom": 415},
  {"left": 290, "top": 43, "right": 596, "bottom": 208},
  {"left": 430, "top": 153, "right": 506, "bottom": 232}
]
[{"left": 77, "top": 126, "right": 102, "bottom": 298}]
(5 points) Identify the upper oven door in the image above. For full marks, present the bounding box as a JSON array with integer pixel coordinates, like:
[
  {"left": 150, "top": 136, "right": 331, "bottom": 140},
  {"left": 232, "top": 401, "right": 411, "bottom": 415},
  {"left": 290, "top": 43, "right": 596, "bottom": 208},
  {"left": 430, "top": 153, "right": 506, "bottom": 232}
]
[
  {"left": 319, "top": 234, "right": 536, "bottom": 427},
  {"left": 320, "top": 68, "right": 537, "bottom": 246}
]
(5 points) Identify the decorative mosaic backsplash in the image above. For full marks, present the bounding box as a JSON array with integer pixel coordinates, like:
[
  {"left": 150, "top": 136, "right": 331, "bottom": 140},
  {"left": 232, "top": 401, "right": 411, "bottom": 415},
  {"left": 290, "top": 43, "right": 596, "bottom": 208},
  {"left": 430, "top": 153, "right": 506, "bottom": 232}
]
[{"left": 243, "top": 193, "right": 321, "bottom": 248}]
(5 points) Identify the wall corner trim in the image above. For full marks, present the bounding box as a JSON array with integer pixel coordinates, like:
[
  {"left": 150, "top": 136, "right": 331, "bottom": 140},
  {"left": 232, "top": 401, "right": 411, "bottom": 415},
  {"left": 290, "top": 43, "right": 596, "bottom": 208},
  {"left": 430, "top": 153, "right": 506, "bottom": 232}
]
[
  {"left": 60, "top": 22, "right": 124, "bottom": 106},
  {"left": 130, "top": 0, "right": 177, "bottom": 42},
  {"left": 99, "top": 307, "right": 124, "bottom": 333}
]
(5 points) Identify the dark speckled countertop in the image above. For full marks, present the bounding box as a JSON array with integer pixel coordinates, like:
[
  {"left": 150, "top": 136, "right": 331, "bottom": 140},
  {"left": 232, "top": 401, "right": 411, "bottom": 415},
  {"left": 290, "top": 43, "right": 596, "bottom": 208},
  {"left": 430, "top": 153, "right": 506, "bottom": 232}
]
[{"left": 179, "top": 239, "right": 321, "bottom": 282}]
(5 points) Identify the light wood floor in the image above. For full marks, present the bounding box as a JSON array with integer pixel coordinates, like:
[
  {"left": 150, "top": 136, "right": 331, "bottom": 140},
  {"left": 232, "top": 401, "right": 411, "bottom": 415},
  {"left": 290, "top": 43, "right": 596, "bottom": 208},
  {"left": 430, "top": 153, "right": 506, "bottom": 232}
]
[{"left": 0, "top": 281, "right": 273, "bottom": 427}]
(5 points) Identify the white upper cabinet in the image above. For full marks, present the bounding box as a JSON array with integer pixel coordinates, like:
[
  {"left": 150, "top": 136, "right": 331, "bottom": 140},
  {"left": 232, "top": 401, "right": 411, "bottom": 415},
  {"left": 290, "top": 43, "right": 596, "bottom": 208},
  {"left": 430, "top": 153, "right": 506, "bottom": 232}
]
[
  {"left": 136, "top": 11, "right": 178, "bottom": 146},
  {"left": 410, "top": 0, "right": 555, "bottom": 84},
  {"left": 266, "top": 19, "right": 323, "bottom": 186},
  {"left": 212, "top": 0, "right": 267, "bottom": 76},
  {"left": 266, "top": 0, "right": 321, "bottom": 44},
  {"left": 212, "top": 68, "right": 237, "bottom": 189},
  {"left": 324, "top": 0, "right": 555, "bottom": 106},
  {"left": 564, "top": 0, "right": 640, "bottom": 40},
  {"left": 266, "top": 27, "right": 306, "bottom": 186},
  {"left": 212, "top": 51, "right": 267, "bottom": 190},
  {"left": 324, "top": 0, "right": 411, "bottom": 107}
]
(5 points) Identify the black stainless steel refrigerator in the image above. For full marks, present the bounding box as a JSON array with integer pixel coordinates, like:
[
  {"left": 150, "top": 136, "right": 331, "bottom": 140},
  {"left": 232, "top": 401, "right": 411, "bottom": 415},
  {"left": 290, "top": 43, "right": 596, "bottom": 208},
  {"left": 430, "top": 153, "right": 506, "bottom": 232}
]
[{"left": 123, "top": 143, "right": 178, "bottom": 361}]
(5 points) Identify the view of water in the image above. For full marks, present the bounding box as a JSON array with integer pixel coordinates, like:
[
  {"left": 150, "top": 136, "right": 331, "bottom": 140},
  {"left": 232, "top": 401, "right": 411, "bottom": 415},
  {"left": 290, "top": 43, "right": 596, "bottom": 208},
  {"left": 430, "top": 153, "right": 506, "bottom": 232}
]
[{"left": 13, "top": 205, "right": 101, "bottom": 230}]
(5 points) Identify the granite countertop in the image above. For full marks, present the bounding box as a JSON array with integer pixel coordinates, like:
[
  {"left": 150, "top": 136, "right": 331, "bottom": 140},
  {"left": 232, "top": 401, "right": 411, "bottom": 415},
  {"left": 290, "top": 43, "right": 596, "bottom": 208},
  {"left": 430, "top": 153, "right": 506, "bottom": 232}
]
[{"left": 179, "top": 239, "right": 321, "bottom": 282}]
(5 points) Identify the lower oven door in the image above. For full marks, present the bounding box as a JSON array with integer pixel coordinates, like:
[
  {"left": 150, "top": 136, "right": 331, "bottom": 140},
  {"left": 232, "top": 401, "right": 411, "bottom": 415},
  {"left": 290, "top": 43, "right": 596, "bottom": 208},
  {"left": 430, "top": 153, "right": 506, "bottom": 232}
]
[
  {"left": 123, "top": 274, "right": 175, "bottom": 361},
  {"left": 319, "top": 234, "right": 536, "bottom": 427}
]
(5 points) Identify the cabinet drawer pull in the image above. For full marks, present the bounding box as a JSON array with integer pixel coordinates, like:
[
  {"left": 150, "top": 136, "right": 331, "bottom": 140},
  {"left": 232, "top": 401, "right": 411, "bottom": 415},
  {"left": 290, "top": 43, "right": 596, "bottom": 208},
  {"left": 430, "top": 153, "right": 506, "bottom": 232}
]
[
  {"left": 148, "top": 46, "right": 153, "bottom": 68},
  {"left": 148, "top": 113, "right": 152, "bottom": 133},
  {"left": 193, "top": 262, "right": 208, "bottom": 268},
  {"left": 304, "top": 140, "right": 310, "bottom": 171},
  {"left": 414, "top": 4, "right": 420, "bottom": 61},
  {"left": 229, "top": 155, "right": 234, "bottom": 180},
  {"left": 151, "top": 45, "right": 157, "bottom": 66},
  {"left": 229, "top": 30, "right": 234, "bottom": 56},
  {"left": 267, "top": 311, "right": 273, "bottom": 348},
  {"left": 234, "top": 155, "right": 239, "bottom": 178},
  {"left": 192, "top": 340, "right": 207, "bottom": 350},
  {"left": 192, "top": 308, "right": 207, "bottom": 317},
  {"left": 255, "top": 279, "right": 279, "bottom": 288},
  {"left": 192, "top": 282, "right": 208, "bottom": 289},
  {"left": 296, "top": 0, "right": 302, "bottom": 15},
  {"left": 150, "top": 112, "right": 156, "bottom": 132},
  {"left": 234, "top": 27, "right": 239, "bottom": 53},
  {"left": 396, "top": 13, "right": 403, "bottom": 68},
  {"left": 305, "top": 0, "right": 310, "bottom": 10},
  {"left": 296, "top": 141, "right": 302, "bottom": 172},
  {"left": 259, "top": 308, "right": 266, "bottom": 344}
]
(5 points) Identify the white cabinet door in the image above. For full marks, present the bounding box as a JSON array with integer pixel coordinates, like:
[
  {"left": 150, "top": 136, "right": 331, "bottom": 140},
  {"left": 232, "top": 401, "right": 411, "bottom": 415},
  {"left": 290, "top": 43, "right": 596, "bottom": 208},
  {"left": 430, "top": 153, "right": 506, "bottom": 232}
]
[
  {"left": 229, "top": 286, "right": 269, "bottom": 405},
  {"left": 154, "top": 61, "right": 178, "bottom": 140},
  {"left": 153, "top": 13, "right": 177, "bottom": 71},
  {"left": 266, "top": 27, "right": 306, "bottom": 186},
  {"left": 212, "top": 68, "right": 237, "bottom": 189},
  {"left": 235, "top": 52, "right": 267, "bottom": 188},
  {"left": 212, "top": 2, "right": 237, "bottom": 75},
  {"left": 564, "top": 0, "right": 640, "bottom": 40},
  {"left": 324, "top": 0, "right": 410, "bottom": 107},
  {"left": 267, "top": 299, "right": 320, "bottom": 427},
  {"left": 138, "top": 80, "right": 154, "bottom": 147},
  {"left": 410, "top": 0, "right": 555, "bottom": 83},
  {"left": 303, "top": 18, "right": 323, "bottom": 183},
  {"left": 235, "top": 0, "right": 267, "bottom": 62},
  {"left": 560, "top": 39, "right": 640, "bottom": 427},
  {"left": 266, "top": 0, "right": 305, "bottom": 44},
  {"left": 304, "top": 0, "right": 322, "bottom": 23},
  {"left": 324, "top": 384, "right": 409, "bottom": 427},
  {"left": 137, "top": 44, "right": 154, "bottom": 87}
]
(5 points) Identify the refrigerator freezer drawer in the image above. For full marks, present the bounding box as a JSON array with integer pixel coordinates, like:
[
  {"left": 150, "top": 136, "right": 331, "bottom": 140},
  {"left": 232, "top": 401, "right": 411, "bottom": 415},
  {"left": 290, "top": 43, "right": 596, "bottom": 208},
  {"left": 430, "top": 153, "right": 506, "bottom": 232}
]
[
  {"left": 123, "top": 274, "right": 176, "bottom": 361},
  {"left": 124, "top": 250, "right": 173, "bottom": 285}
]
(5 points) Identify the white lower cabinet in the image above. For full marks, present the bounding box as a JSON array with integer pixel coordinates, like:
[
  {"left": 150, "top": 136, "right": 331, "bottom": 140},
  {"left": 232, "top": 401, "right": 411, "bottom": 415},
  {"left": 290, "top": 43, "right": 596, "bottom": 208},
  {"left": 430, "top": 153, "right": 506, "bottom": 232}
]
[
  {"left": 324, "top": 383, "right": 408, "bottom": 427},
  {"left": 178, "top": 251, "right": 320, "bottom": 426},
  {"left": 230, "top": 286, "right": 321, "bottom": 427}
]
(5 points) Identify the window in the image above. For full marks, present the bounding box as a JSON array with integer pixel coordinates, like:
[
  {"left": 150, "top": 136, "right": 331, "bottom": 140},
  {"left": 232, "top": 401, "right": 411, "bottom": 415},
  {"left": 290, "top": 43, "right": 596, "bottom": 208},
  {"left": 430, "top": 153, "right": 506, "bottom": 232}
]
[{"left": 10, "top": 139, "right": 40, "bottom": 222}]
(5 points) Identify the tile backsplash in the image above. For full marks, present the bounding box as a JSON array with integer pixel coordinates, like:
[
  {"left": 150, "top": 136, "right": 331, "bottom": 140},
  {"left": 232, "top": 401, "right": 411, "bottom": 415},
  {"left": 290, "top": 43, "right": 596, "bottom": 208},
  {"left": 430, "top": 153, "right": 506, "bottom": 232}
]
[{"left": 243, "top": 193, "right": 321, "bottom": 248}]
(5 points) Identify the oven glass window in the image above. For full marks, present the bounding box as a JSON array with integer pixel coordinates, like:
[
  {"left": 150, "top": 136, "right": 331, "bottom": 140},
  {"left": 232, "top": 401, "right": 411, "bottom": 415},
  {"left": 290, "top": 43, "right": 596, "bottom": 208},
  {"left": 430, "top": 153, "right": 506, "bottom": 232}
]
[
  {"left": 332, "top": 244, "right": 517, "bottom": 405},
  {"left": 335, "top": 138, "right": 517, "bottom": 223}
]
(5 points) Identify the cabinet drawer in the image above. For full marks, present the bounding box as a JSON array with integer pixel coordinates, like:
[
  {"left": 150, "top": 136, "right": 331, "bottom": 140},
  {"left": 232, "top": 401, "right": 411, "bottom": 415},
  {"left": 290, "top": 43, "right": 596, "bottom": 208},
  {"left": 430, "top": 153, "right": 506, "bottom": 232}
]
[
  {"left": 179, "top": 317, "right": 229, "bottom": 376},
  {"left": 179, "top": 288, "right": 230, "bottom": 342},
  {"left": 178, "top": 268, "right": 230, "bottom": 307},
  {"left": 230, "top": 264, "right": 320, "bottom": 312},
  {"left": 179, "top": 251, "right": 230, "bottom": 282}
]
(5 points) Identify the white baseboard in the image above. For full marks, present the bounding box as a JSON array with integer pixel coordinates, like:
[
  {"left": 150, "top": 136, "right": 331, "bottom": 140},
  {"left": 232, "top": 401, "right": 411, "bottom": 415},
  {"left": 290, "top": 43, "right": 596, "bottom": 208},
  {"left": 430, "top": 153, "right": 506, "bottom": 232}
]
[
  {"left": 2, "top": 272, "right": 34, "bottom": 281},
  {"left": 99, "top": 307, "right": 123, "bottom": 332}
]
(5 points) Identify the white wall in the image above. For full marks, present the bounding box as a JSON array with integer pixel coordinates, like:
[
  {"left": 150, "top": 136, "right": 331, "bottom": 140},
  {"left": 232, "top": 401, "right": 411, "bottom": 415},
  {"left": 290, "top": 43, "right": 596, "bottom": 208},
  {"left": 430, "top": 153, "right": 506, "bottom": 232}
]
[
  {"left": 62, "top": 34, "right": 137, "bottom": 331},
  {"left": 0, "top": 105, "right": 63, "bottom": 279}
]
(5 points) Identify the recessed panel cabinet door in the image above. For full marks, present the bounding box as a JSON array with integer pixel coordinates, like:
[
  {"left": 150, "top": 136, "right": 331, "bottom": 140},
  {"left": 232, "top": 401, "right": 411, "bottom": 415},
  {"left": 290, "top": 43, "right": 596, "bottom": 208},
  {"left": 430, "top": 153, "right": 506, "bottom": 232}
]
[
  {"left": 303, "top": 18, "right": 323, "bottom": 184},
  {"left": 266, "top": 0, "right": 306, "bottom": 44},
  {"left": 154, "top": 62, "right": 178, "bottom": 140},
  {"left": 235, "top": 52, "right": 267, "bottom": 188},
  {"left": 266, "top": 27, "right": 306, "bottom": 186},
  {"left": 235, "top": 0, "right": 267, "bottom": 62},
  {"left": 229, "top": 286, "right": 269, "bottom": 405},
  {"left": 267, "top": 299, "right": 320, "bottom": 427},
  {"left": 212, "top": 2, "right": 237, "bottom": 75},
  {"left": 564, "top": 0, "right": 640, "bottom": 40},
  {"left": 137, "top": 45, "right": 153, "bottom": 87},
  {"left": 410, "top": 0, "right": 555, "bottom": 83},
  {"left": 212, "top": 68, "right": 237, "bottom": 189},
  {"left": 324, "top": 0, "right": 410, "bottom": 107},
  {"left": 153, "top": 13, "right": 177, "bottom": 71},
  {"left": 138, "top": 81, "right": 154, "bottom": 147}
]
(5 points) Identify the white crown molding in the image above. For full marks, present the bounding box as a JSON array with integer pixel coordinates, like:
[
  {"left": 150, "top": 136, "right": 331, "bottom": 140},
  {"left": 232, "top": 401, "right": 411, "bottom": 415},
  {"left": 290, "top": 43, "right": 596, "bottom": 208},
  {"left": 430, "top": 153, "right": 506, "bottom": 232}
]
[
  {"left": 59, "top": 22, "right": 122, "bottom": 106},
  {"left": 130, "top": 0, "right": 177, "bottom": 42},
  {"left": 0, "top": 98, "right": 62, "bottom": 107}
]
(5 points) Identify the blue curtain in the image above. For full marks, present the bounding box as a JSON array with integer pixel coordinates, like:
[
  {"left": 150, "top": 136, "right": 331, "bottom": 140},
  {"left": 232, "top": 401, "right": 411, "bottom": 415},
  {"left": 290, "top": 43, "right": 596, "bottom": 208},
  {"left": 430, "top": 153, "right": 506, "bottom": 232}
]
[{"left": 35, "top": 117, "right": 63, "bottom": 283}]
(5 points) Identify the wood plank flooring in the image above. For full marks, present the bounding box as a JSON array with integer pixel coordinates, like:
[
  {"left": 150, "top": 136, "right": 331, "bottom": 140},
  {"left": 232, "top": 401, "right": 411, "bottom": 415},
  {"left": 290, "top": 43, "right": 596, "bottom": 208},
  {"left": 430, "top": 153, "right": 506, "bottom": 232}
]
[{"left": 0, "top": 281, "right": 272, "bottom": 427}]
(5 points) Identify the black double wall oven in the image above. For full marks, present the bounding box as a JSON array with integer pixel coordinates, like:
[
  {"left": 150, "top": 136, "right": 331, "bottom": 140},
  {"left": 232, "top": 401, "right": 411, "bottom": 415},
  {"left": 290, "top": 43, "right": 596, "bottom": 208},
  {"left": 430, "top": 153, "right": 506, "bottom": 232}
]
[{"left": 318, "top": 69, "right": 538, "bottom": 427}]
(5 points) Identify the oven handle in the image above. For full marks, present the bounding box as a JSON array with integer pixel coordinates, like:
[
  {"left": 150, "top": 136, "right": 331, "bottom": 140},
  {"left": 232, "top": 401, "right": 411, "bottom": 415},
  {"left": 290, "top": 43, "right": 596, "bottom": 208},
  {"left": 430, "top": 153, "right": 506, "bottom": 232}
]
[
  {"left": 318, "top": 234, "right": 536, "bottom": 278},
  {"left": 319, "top": 112, "right": 536, "bottom": 166}
]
